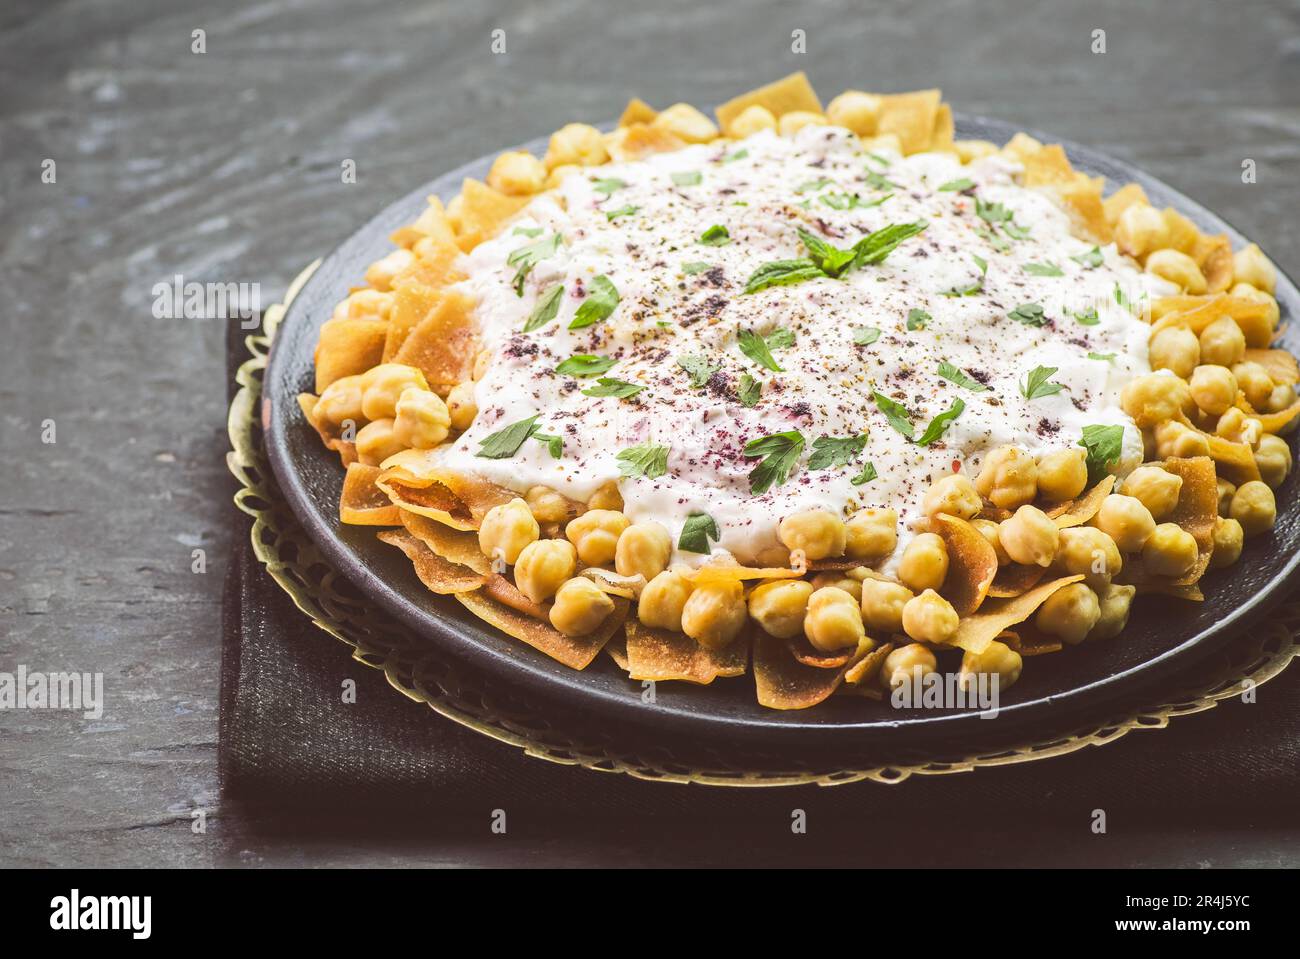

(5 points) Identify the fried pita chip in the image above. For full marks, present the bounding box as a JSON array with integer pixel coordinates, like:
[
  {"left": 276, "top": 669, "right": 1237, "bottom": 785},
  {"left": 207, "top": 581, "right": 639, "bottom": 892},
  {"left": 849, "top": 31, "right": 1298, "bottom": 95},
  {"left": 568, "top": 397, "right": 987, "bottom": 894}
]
[
  {"left": 377, "top": 450, "right": 517, "bottom": 529},
  {"left": 950, "top": 575, "right": 1085, "bottom": 655},
  {"left": 837, "top": 642, "right": 894, "bottom": 699},
  {"left": 298, "top": 393, "right": 359, "bottom": 466},
  {"left": 398, "top": 510, "right": 491, "bottom": 574},
  {"left": 624, "top": 621, "right": 748, "bottom": 684},
  {"left": 604, "top": 123, "right": 686, "bottom": 162},
  {"left": 340, "top": 462, "right": 401, "bottom": 526},
  {"left": 876, "top": 89, "right": 942, "bottom": 154},
  {"left": 1150, "top": 293, "right": 1274, "bottom": 347},
  {"left": 448, "top": 178, "right": 530, "bottom": 252},
  {"left": 383, "top": 281, "right": 444, "bottom": 362},
  {"left": 314, "top": 317, "right": 388, "bottom": 393},
  {"left": 1135, "top": 582, "right": 1204, "bottom": 601},
  {"left": 456, "top": 589, "right": 627, "bottom": 670},
  {"left": 390, "top": 195, "right": 458, "bottom": 249},
  {"left": 1102, "top": 183, "right": 1148, "bottom": 228},
  {"left": 685, "top": 564, "right": 801, "bottom": 585},
  {"left": 1205, "top": 434, "right": 1261, "bottom": 484},
  {"left": 997, "top": 628, "right": 1062, "bottom": 657},
  {"left": 1020, "top": 143, "right": 1075, "bottom": 186},
  {"left": 1049, "top": 174, "right": 1112, "bottom": 243},
  {"left": 1193, "top": 233, "right": 1234, "bottom": 293},
  {"left": 392, "top": 289, "right": 478, "bottom": 394},
  {"left": 1237, "top": 395, "right": 1300, "bottom": 435},
  {"left": 933, "top": 513, "right": 998, "bottom": 615},
  {"left": 787, "top": 634, "right": 857, "bottom": 669},
  {"left": 986, "top": 563, "right": 1048, "bottom": 599},
  {"left": 1160, "top": 207, "right": 1200, "bottom": 254},
  {"left": 1047, "top": 475, "right": 1116, "bottom": 528},
  {"left": 618, "top": 97, "right": 657, "bottom": 127},
  {"left": 1244, "top": 348, "right": 1299, "bottom": 385},
  {"left": 392, "top": 233, "right": 465, "bottom": 291},
  {"left": 753, "top": 631, "right": 870, "bottom": 710},
  {"left": 605, "top": 631, "right": 629, "bottom": 670},
  {"left": 1119, "top": 457, "right": 1218, "bottom": 588},
  {"left": 377, "top": 528, "right": 488, "bottom": 594},
  {"left": 714, "top": 72, "right": 823, "bottom": 131}
]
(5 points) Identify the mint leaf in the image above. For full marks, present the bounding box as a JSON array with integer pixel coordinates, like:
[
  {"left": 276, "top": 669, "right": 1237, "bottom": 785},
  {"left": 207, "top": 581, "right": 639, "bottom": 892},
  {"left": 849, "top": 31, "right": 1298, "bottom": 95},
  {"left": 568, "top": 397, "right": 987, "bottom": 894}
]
[
  {"left": 916, "top": 398, "right": 966, "bottom": 446},
  {"left": 592, "top": 177, "right": 625, "bottom": 196},
  {"left": 738, "top": 328, "right": 784, "bottom": 372},
  {"left": 872, "top": 391, "right": 914, "bottom": 440},
  {"left": 1022, "top": 261, "right": 1064, "bottom": 277},
  {"left": 523, "top": 284, "right": 564, "bottom": 332},
  {"left": 699, "top": 224, "right": 731, "bottom": 246},
  {"left": 907, "top": 308, "right": 930, "bottom": 331},
  {"left": 738, "top": 373, "right": 762, "bottom": 407},
  {"left": 569, "top": 275, "right": 619, "bottom": 329},
  {"left": 678, "top": 511, "right": 720, "bottom": 553},
  {"left": 1070, "top": 246, "right": 1104, "bottom": 269},
  {"left": 476, "top": 415, "right": 540, "bottom": 459},
  {"left": 850, "top": 461, "right": 878, "bottom": 485},
  {"left": 677, "top": 353, "right": 721, "bottom": 388},
  {"left": 743, "top": 258, "right": 826, "bottom": 294},
  {"left": 582, "top": 377, "right": 645, "bottom": 399},
  {"left": 1009, "top": 302, "right": 1047, "bottom": 326},
  {"left": 605, "top": 205, "right": 639, "bottom": 221},
  {"left": 853, "top": 326, "right": 881, "bottom": 346},
  {"left": 939, "top": 177, "right": 975, "bottom": 192},
  {"left": 942, "top": 255, "right": 988, "bottom": 297},
  {"left": 682, "top": 261, "right": 711, "bottom": 275},
  {"left": 808, "top": 434, "right": 868, "bottom": 470},
  {"left": 1073, "top": 307, "right": 1100, "bottom": 326},
  {"left": 937, "top": 361, "right": 987, "bottom": 391},
  {"left": 1078, "top": 424, "right": 1125, "bottom": 484},
  {"left": 555, "top": 354, "right": 616, "bottom": 377},
  {"left": 1088, "top": 351, "right": 1116, "bottom": 362},
  {"left": 507, "top": 233, "right": 562, "bottom": 295},
  {"left": 533, "top": 432, "right": 563, "bottom": 459},
  {"left": 671, "top": 171, "right": 702, "bottom": 186},
  {"left": 1020, "top": 365, "right": 1063, "bottom": 400}
]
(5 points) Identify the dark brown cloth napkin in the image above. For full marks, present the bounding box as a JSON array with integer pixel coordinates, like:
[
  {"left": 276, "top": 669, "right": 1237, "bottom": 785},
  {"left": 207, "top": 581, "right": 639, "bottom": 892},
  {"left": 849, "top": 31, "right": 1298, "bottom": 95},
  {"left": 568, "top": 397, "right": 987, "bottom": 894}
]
[{"left": 220, "top": 318, "right": 1300, "bottom": 826}]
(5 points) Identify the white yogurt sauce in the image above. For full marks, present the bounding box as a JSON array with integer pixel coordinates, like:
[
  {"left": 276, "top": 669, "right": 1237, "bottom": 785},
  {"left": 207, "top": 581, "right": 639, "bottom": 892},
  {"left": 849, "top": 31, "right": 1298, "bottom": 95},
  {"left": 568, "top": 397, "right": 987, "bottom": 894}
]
[{"left": 439, "top": 125, "right": 1169, "bottom": 568}]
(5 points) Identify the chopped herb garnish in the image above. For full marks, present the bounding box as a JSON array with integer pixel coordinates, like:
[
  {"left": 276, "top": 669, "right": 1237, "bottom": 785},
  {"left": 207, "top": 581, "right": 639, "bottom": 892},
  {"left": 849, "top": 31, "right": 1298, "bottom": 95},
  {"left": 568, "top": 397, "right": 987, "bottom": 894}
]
[
  {"left": 743, "top": 258, "right": 825, "bottom": 295},
  {"left": 523, "top": 283, "right": 564, "bottom": 332},
  {"left": 808, "top": 434, "right": 868, "bottom": 470},
  {"left": 605, "top": 205, "right": 639, "bottom": 221},
  {"left": 677, "top": 353, "right": 721, "bottom": 388},
  {"left": 699, "top": 224, "right": 731, "bottom": 246},
  {"left": 513, "top": 226, "right": 543, "bottom": 238},
  {"left": 737, "top": 328, "right": 784, "bottom": 372},
  {"left": 737, "top": 373, "right": 762, "bottom": 407},
  {"left": 797, "top": 177, "right": 833, "bottom": 193},
  {"left": 476, "top": 415, "right": 540, "bottom": 459},
  {"left": 744, "top": 430, "right": 806, "bottom": 494},
  {"left": 506, "top": 233, "right": 562, "bottom": 295},
  {"left": 1022, "top": 261, "right": 1064, "bottom": 277},
  {"left": 853, "top": 326, "right": 882, "bottom": 346},
  {"left": 976, "top": 197, "right": 1013, "bottom": 224},
  {"left": 533, "top": 432, "right": 564, "bottom": 459},
  {"left": 582, "top": 377, "right": 645, "bottom": 399},
  {"left": 616, "top": 442, "right": 669, "bottom": 479},
  {"left": 1071, "top": 246, "right": 1104, "bottom": 269},
  {"left": 1008, "top": 302, "right": 1047, "bottom": 326},
  {"left": 592, "top": 177, "right": 625, "bottom": 196},
  {"left": 1003, "top": 222, "right": 1032, "bottom": 240},
  {"left": 916, "top": 398, "right": 966, "bottom": 446},
  {"left": 866, "top": 152, "right": 891, "bottom": 167},
  {"left": 822, "top": 192, "right": 892, "bottom": 211},
  {"left": 555, "top": 354, "right": 616, "bottom": 377},
  {"left": 682, "top": 261, "right": 711, "bottom": 275},
  {"left": 865, "top": 170, "right": 898, "bottom": 191},
  {"left": 671, "top": 170, "right": 702, "bottom": 186},
  {"left": 850, "top": 461, "right": 879, "bottom": 485},
  {"left": 907, "top": 308, "right": 930, "bottom": 331},
  {"left": 569, "top": 275, "right": 619, "bottom": 329},
  {"left": 1078, "top": 424, "right": 1125, "bottom": 484},
  {"left": 1073, "top": 307, "right": 1100, "bottom": 326},
  {"left": 765, "top": 328, "right": 796, "bottom": 350},
  {"left": 976, "top": 226, "right": 1011, "bottom": 253},
  {"left": 724, "top": 148, "right": 748, "bottom": 163},
  {"left": 872, "top": 391, "right": 915, "bottom": 440},
  {"left": 678, "top": 511, "right": 720, "bottom": 553},
  {"left": 937, "top": 361, "right": 988, "bottom": 391},
  {"left": 1088, "top": 351, "right": 1116, "bottom": 362},
  {"left": 943, "top": 255, "right": 988, "bottom": 297},
  {"left": 939, "top": 177, "right": 975, "bottom": 192},
  {"left": 1020, "top": 365, "right": 1063, "bottom": 400}
]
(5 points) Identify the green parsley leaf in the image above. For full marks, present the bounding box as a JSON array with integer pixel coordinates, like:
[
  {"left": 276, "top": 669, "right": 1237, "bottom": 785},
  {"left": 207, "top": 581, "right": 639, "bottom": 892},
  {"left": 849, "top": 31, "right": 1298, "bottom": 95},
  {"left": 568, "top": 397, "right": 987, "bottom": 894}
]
[
  {"left": 744, "top": 430, "right": 806, "bottom": 494},
  {"left": 1073, "top": 307, "right": 1100, "bottom": 326},
  {"left": 569, "top": 275, "right": 619, "bottom": 329},
  {"left": 671, "top": 171, "right": 702, "bottom": 186},
  {"left": 808, "top": 434, "right": 868, "bottom": 470},
  {"left": 743, "top": 258, "right": 826, "bottom": 295},
  {"left": 616, "top": 442, "right": 670, "bottom": 479},
  {"left": 507, "top": 233, "right": 562, "bottom": 295},
  {"left": 872, "top": 391, "right": 915, "bottom": 440},
  {"left": 678, "top": 511, "right": 720, "bottom": 553},
  {"left": 592, "top": 177, "right": 626, "bottom": 196},
  {"left": 976, "top": 197, "right": 1013, "bottom": 224},
  {"left": 765, "top": 328, "right": 796, "bottom": 350},
  {"left": 1020, "top": 365, "right": 1063, "bottom": 400},
  {"left": 523, "top": 284, "right": 564, "bottom": 332},
  {"left": 976, "top": 226, "right": 1011, "bottom": 253},
  {"left": 865, "top": 170, "right": 898, "bottom": 191},
  {"left": 850, "top": 461, "right": 878, "bottom": 485},
  {"left": 907, "top": 308, "right": 930, "bottom": 331},
  {"left": 582, "top": 377, "right": 644, "bottom": 399},
  {"left": 1008, "top": 302, "right": 1047, "bottom": 326},
  {"left": 724, "top": 148, "right": 748, "bottom": 163},
  {"left": 916, "top": 398, "right": 966, "bottom": 446},
  {"left": 822, "top": 192, "right": 892, "bottom": 211},
  {"left": 513, "top": 226, "right": 543, "bottom": 238},
  {"left": 476, "top": 415, "right": 540, "bottom": 459},
  {"left": 1078, "top": 424, "right": 1125, "bottom": 484},
  {"left": 939, "top": 177, "right": 975, "bottom": 192},
  {"left": 942, "top": 255, "right": 988, "bottom": 297},
  {"left": 853, "top": 326, "right": 882, "bottom": 346},
  {"left": 605, "top": 205, "right": 639, "bottom": 221},
  {"left": 682, "top": 261, "right": 712, "bottom": 275},
  {"left": 1071, "top": 246, "right": 1104, "bottom": 269},
  {"left": 1002, "top": 222, "right": 1032, "bottom": 241},
  {"left": 738, "top": 328, "right": 784, "bottom": 372},
  {"left": 937, "top": 361, "right": 987, "bottom": 391},
  {"left": 533, "top": 432, "right": 564, "bottom": 459},
  {"left": 555, "top": 354, "right": 616, "bottom": 377},
  {"left": 849, "top": 220, "right": 929, "bottom": 270},
  {"left": 737, "top": 373, "right": 762, "bottom": 407},
  {"left": 1022, "top": 261, "right": 1064, "bottom": 277},
  {"left": 797, "top": 177, "right": 833, "bottom": 193},
  {"left": 699, "top": 224, "right": 731, "bottom": 246},
  {"left": 677, "top": 353, "right": 721, "bottom": 388}
]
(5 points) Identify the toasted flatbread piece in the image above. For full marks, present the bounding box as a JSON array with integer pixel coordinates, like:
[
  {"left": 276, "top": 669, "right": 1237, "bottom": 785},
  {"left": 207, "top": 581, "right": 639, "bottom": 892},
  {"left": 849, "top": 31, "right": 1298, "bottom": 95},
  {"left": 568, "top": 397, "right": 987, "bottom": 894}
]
[
  {"left": 377, "top": 528, "right": 488, "bottom": 594},
  {"left": 456, "top": 590, "right": 627, "bottom": 670},
  {"left": 340, "top": 462, "right": 401, "bottom": 526},
  {"left": 714, "top": 72, "right": 822, "bottom": 131},
  {"left": 950, "top": 575, "right": 1084, "bottom": 655},
  {"left": 624, "top": 621, "right": 748, "bottom": 684},
  {"left": 933, "top": 513, "right": 998, "bottom": 615}
]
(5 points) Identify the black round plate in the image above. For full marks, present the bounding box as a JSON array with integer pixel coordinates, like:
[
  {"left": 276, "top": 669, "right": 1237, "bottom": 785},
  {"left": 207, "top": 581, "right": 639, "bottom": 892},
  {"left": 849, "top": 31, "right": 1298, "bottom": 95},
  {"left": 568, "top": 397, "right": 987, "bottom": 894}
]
[{"left": 264, "top": 114, "right": 1300, "bottom": 757}]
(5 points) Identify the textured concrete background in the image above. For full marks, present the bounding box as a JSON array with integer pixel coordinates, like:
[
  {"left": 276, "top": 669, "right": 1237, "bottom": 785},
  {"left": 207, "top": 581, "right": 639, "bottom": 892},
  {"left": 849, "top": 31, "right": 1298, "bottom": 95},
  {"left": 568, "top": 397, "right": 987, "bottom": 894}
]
[{"left": 1, "top": 0, "right": 1298, "bottom": 866}]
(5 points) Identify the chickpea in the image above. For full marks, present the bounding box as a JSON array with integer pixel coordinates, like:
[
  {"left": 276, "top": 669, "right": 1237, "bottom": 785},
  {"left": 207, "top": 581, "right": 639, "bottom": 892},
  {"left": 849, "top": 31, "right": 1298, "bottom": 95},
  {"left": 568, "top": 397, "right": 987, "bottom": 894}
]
[
  {"left": 998, "top": 505, "right": 1060, "bottom": 568},
  {"left": 1037, "top": 448, "right": 1089, "bottom": 502},
  {"left": 1209, "top": 517, "right": 1245, "bottom": 569},
  {"left": 1216, "top": 478, "right": 1236, "bottom": 517},
  {"left": 1232, "top": 361, "right": 1275, "bottom": 411},
  {"left": 1188, "top": 365, "right": 1238, "bottom": 417},
  {"left": 524, "top": 485, "right": 570, "bottom": 525},
  {"left": 902, "top": 589, "right": 960, "bottom": 644},
  {"left": 1115, "top": 203, "right": 1170, "bottom": 259},
  {"left": 681, "top": 580, "right": 748, "bottom": 649},
  {"left": 1233, "top": 243, "right": 1276, "bottom": 294},
  {"left": 337, "top": 287, "right": 394, "bottom": 321},
  {"left": 1145, "top": 249, "right": 1207, "bottom": 294},
  {"left": 355, "top": 418, "right": 405, "bottom": 466},
  {"left": 364, "top": 248, "right": 415, "bottom": 292},
  {"left": 880, "top": 644, "right": 937, "bottom": 691},
  {"left": 1088, "top": 584, "right": 1136, "bottom": 641},
  {"left": 971, "top": 519, "right": 1011, "bottom": 564},
  {"left": 1199, "top": 316, "right": 1246, "bottom": 367},
  {"left": 958, "top": 640, "right": 1023, "bottom": 692},
  {"left": 315, "top": 374, "right": 364, "bottom": 426},
  {"left": 391, "top": 388, "right": 451, "bottom": 450},
  {"left": 778, "top": 509, "right": 847, "bottom": 561},
  {"left": 513, "top": 539, "right": 577, "bottom": 603},
  {"left": 1229, "top": 481, "right": 1276, "bottom": 537},
  {"left": 486, "top": 151, "right": 546, "bottom": 196},
  {"left": 810, "top": 572, "right": 862, "bottom": 603},
  {"left": 1120, "top": 465, "right": 1183, "bottom": 520},
  {"left": 1054, "top": 526, "right": 1122, "bottom": 590},
  {"left": 748, "top": 580, "right": 814, "bottom": 640},
  {"left": 826, "top": 91, "right": 883, "bottom": 135},
  {"left": 1231, "top": 282, "right": 1282, "bottom": 334},
  {"left": 360, "top": 363, "right": 430, "bottom": 421},
  {"left": 1035, "top": 582, "right": 1102, "bottom": 645},
  {"left": 726, "top": 104, "right": 777, "bottom": 138},
  {"left": 1255, "top": 434, "right": 1292, "bottom": 489},
  {"left": 1154, "top": 420, "right": 1210, "bottom": 459},
  {"left": 859, "top": 578, "right": 914, "bottom": 634},
  {"left": 1142, "top": 523, "right": 1199, "bottom": 578},
  {"left": 1148, "top": 326, "right": 1200, "bottom": 379},
  {"left": 898, "top": 533, "right": 949, "bottom": 593},
  {"left": 845, "top": 508, "right": 898, "bottom": 560},
  {"left": 652, "top": 103, "right": 719, "bottom": 143},
  {"left": 803, "top": 587, "right": 866, "bottom": 652},
  {"left": 779, "top": 111, "right": 828, "bottom": 136},
  {"left": 565, "top": 509, "right": 630, "bottom": 567},
  {"left": 549, "top": 577, "right": 615, "bottom": 637},
  {"left": 445, "top": 381, "right": 478, "bottom": 431},
  {"left": 543, "top": 122, "right": 609, "bottom": 169},
  {"left": 478, "top": 498, "right": 540, "bottom": 565},
  {"left": 1266, "top": 383, "right": 1297, "bottom": 415},
  {"left": 1120, "top": 373, "right": 1191, "bottom": 428},
  {"left": 1094, "top": 494, "right": 1157, "bottom": 553},
  {"left": 922, "top": 473, "right": 982, "bottom": 519},
  {"left": 587, "top": 481, "right": 624, "bottom": 511},
  {"left": 638, "top": 569, "right": 694, "bottom": 631},
  {"left": 974, "top": 445, "right": 1038, "bottom": 510},
  {"left": 614, "top": 522, "right": 672, "bottom": 581}
]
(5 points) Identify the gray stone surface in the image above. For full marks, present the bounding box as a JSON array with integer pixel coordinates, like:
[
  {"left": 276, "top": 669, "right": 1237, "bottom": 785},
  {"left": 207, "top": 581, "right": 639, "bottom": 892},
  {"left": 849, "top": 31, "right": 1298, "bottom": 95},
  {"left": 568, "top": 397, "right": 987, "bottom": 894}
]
[{"left": 1, "top": 0, "right": 1297, "bottom": 867}]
